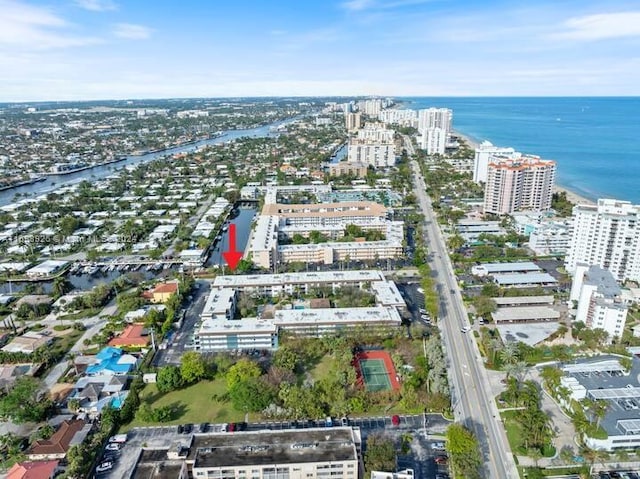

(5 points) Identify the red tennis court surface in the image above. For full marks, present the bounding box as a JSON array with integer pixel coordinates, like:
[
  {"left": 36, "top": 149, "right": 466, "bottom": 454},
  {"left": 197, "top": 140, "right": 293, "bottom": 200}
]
[{"left": 352, "top": 349, "right": 401, "bottom": 392}]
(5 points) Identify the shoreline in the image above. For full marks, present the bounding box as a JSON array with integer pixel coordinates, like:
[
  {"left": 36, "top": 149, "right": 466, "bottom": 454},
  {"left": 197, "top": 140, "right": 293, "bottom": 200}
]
[
  {"left": 553, "top": 184, "right": 596, "bottom": 206},
  {"left": 453, "top": 129, "right": 597, "bottom": 207}
]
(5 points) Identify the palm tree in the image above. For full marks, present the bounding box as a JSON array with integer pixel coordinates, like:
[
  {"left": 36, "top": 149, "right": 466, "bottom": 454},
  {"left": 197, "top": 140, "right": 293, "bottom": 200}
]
[
  {"left": 499, "top": 341, "right": 519, "bottom": 366},
  {"left": 540, "top": 366, "right": 563, "bottom": 390}
]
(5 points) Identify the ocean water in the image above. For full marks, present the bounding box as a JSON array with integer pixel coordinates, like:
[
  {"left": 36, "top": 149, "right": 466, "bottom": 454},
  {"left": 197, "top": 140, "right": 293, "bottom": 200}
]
[{"left": 402, "top": 97, "right": 640, "bottom": 203}]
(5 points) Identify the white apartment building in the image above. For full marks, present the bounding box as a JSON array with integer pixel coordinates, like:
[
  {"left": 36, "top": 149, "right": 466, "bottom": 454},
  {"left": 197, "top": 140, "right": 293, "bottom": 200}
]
[
  {"left": 566, "top": 199, "right": 640, "bottom": 282},
  {"left": 196, "top": 270, "right": 404, "bottom": 351},
  {"left": 191, "top": 428, "right": 360, "bottom": 479},
  {"left": 196, "top": 319, "right": 279, "bottom": 351},
  {"left": 483, "top": 157, "right": 556, "bottom": 215},
  {"left": 345, "top": 112, "right": 362, "bottom": 131},
  {"left": 418, "top": 127, "right": 447, "bottom": 155},
  {"left": 356, "top": 123, "right": 395, "bottom": 143},
  {"left": 378, "top": 109, "right": 417, "bottom": 127},
  {"left": 212, "top": 270, "right": 387, "bottom": 297},
  {"left": 347, "top": 140, "right": 396, "bottom": 168},
  {"left": 358, "top": 98, "right": 384, "bottom": 116},
  {"left": 245, "top": 215, "right": 279, "bottom": 270},
  {"left": 473, "top": 141, "right": 519, "bottom": 183},
  {"left": 417, "top": 108, "right": 452, "bottom": 132},
  {"left": 571, "top": 264, "right": 628, "bottom": 339},
  {"left": 262, "top": 201, "right": 388, "bottom": 227}
]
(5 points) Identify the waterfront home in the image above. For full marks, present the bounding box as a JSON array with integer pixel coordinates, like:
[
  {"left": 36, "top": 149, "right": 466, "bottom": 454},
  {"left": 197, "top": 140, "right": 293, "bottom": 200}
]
[{"left": 143, "top": 281, "right": 179, "bottom": 304}]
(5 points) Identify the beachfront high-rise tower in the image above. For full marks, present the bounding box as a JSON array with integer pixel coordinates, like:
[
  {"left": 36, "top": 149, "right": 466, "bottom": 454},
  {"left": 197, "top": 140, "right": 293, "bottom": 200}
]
[
  {"left": 483, "top": 156, "right": 556, "bottom": 215},
  {"left": 566, "top": 199, "right": 640, "bottom": 282}
]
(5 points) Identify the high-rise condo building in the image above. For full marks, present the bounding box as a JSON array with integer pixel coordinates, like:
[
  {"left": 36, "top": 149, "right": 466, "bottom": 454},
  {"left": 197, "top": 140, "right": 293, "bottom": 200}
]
[
  {"left": 357, "top": 99, "right": 383, "bottom": 116},
  {"left": 347, "top": 140, "right": 396, "bottom": 168},
  {"left": 418, "top": 127, "right": 447, "bottom": 155},
  {"left": 417, "top": 108, "right": 452, "bottom": 132},
  {"left": 483, "top": 157, "right": 556, "bottom": 215},
  {"left": 473, "top": 141, "right": 519, "bottom": 183},
  {"left": 345, "top": 112, "right": 362, "bottom": 131},
  {"left": 566, "top": 199, "right": 640, "bottom": 282},
  {"left": 570, "top": 264, "right": 628, "bottom": 340}
]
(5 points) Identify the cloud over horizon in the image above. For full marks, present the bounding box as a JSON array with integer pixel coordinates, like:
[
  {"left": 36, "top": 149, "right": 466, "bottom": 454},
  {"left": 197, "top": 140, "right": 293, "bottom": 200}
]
[{"left": 0, "top": 0, "right": 639, "bottom": 101}]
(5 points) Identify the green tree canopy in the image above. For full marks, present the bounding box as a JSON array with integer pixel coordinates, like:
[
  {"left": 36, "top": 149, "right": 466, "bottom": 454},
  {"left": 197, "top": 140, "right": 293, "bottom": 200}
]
[
  {"left": 157, "top": 365, "right": 185, "bottom": 393},
  {"left": 225, "top": 358, "right": 262, "bottom": 390},
  {"left": 0, "top": 377, "right": 50, "bottom": 423},
  {"left": 180, "top": 351, "right": 208, "bottom": 384},
  {"left": 364, "top": 434, "right": 397, "bottom": 474},
  {"left": 229, "top": 378, "right": 276, "bottom": 412},
  {"left": 446, "top": 424, "right": 482, "bottom": 479}
]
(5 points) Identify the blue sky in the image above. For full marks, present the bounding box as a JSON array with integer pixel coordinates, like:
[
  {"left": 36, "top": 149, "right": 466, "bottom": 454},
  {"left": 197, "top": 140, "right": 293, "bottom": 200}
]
[{"left": 1, "top": 0, "right": 640, "bottom": 101}]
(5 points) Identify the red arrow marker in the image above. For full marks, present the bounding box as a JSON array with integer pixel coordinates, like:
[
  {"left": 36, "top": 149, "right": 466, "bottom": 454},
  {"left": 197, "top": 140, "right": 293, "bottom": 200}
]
[{"left": 222, "top": 223, "right": 243, "bottom": 271}]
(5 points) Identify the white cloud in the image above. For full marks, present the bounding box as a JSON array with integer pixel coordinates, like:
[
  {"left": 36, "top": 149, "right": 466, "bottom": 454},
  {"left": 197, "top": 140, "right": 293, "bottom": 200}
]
[
  {"left": 0, "top": 0, "right": 100, "bottom": 50},
  {"left": 73, "top": 0, "right": 117, "bottom": 12},
  {"left": 341, "top": 0, "right": 433, "bottom": 11},
  {"left": 341, "top": 0, "right": 374, "bottom": 11},
  {"left": 552, "top": 11, "right": 640, "bottom": 41},
  {"left": 112, "top": 23, "right": 152, "bottom": 40}
]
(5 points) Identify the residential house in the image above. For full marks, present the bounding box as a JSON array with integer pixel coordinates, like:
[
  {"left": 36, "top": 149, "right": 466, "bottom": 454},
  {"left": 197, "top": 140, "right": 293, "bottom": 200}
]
[
  {"left": 7, "top": 460, "right": 59, "bottom": 479},
  {"left": 85, "top": 347, "right": 138, "bottom": 376},
  {"left": 27, "top": 420, "right": 89, "bottom": 460},
  {"left": 108, "top": 323, "right": 151, "bottom": 348}
]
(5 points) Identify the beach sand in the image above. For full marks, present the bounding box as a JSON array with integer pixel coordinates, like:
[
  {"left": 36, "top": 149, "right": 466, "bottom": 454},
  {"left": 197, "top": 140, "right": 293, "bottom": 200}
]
[
  {"left": 554, "top": 185, "right": 596, "bottom": 206},
  {"left": 452, "top": 130, "right": 481, "bottom": 149}
]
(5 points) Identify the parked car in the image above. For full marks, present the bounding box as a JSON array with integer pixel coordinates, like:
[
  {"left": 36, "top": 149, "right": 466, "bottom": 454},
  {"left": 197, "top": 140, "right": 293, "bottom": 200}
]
[
  {"left": 96, "top": 462, "right": 113, "bottom": 473},
  {"left": 183, "top": 424, "right": 193, "bottom": 434},
  {"left": 105, "top": 443, "right": 121, "bottom": 451},
  {"left": 391, "top": 415, "right": 401, "bottom": 426},
  {"left": 430, "top": 442, "right": 445, "bottom": 450},
  {"left": 341, "top": 417, "right": 349, "bottom": 426},
  {"left": 435, "top": 455, "right": 448, "bottom": 465},
  {"left": 200, "top": 423, "right": 209, "bottom": 433},
  {"left": 177, "top": 425, "right": 184, "bottom": 434},
  {"left": 108, "top": 434, "right": 127, "bottom": 443}
]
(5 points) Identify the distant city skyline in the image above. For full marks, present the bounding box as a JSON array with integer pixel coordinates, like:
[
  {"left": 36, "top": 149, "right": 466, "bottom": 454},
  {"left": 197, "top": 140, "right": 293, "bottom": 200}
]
[{"left": 1, "top": 0, "right": 640, "bottom": 101}]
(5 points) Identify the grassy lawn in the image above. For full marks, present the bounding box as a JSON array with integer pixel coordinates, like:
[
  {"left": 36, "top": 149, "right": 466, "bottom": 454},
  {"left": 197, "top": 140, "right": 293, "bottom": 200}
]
[
  {"left": 123, "top": 378, "right": 245, "bottom": 430},
  {"left": 502, "top": 411, "right": 556, "bottom": 458},
  {"left": 309, "top": 354, "right": 336, "bottom": 382},
  {"left": 51, "top": 329, "right": 83, "bottom": 356},
  {"left": 501, "top": 410, "right": 525, "bottom": 454}
]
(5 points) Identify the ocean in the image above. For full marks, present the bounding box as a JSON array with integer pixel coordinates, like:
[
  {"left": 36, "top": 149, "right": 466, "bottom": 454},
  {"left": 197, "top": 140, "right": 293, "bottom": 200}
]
[{"left": 401, "top": 97, "right": 640, "bottom": 203}]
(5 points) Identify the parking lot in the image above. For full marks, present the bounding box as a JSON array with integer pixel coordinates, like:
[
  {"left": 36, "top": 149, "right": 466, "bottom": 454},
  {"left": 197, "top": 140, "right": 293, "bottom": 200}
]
[{"left": 97, "top": 414, "right": 452, "bottom": 479}]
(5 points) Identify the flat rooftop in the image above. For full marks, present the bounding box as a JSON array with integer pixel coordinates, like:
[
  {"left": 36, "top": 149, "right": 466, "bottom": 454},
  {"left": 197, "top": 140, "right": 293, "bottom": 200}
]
[
  {"left": 493, "top": 296, "right": 554, "bottom": 306},
  {"left": 473, "top": 261, "right": 540, "bottom": 273},
  {"left": 273, "top": 307, "right": 402, "bottom": 327},
  {"left": 493, "top": 273, "right": 557, "bottom": 286},
  {"left": 561, "top": 355, "right": 640, "bottom": 436},
  {"left": 132, "top": 462, "right": 184, "bottom": 479},
  {"left": 496, "top": 322, "right": 560, "bottom": 346},
  {"left": 189, "top": 428, "right": 358, "bottom": 468},
  {"left": 212, "top": 270, "right": 386, "bottom": 288},
  {"left": 492, "top": 306, "right": 560, "bottom": 322}
]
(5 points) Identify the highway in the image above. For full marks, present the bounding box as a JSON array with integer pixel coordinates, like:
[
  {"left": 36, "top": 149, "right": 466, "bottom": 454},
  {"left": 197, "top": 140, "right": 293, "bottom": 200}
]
[{"left": 404, "top": 136, "right": 519, "bottom": 478}]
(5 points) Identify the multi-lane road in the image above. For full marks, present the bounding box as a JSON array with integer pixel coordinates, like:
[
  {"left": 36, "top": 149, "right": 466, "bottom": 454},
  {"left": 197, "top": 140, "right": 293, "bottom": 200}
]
[{"left": 404, "top": 136, "right": 519, "bottom": 478}]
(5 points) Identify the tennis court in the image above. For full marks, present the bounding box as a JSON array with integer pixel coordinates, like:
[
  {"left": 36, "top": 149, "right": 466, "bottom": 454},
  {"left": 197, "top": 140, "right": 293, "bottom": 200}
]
[{"left": 359, "top": 358, "right": 393, "bottom": 392}]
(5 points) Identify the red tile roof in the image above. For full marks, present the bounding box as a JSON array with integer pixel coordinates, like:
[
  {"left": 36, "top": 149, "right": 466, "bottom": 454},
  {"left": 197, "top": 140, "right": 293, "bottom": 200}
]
[
  {"left": 8, "top": 460, "right": 59, "bottom": 479},
  {"left": 108, "top": 323, "right": 150, "bottom": 347},
  {"left": 152, "top": 282, "right": 178, "bottom": 294},
  {"left": 28, "top": 420, "right": 85, "bottom": 457}
]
